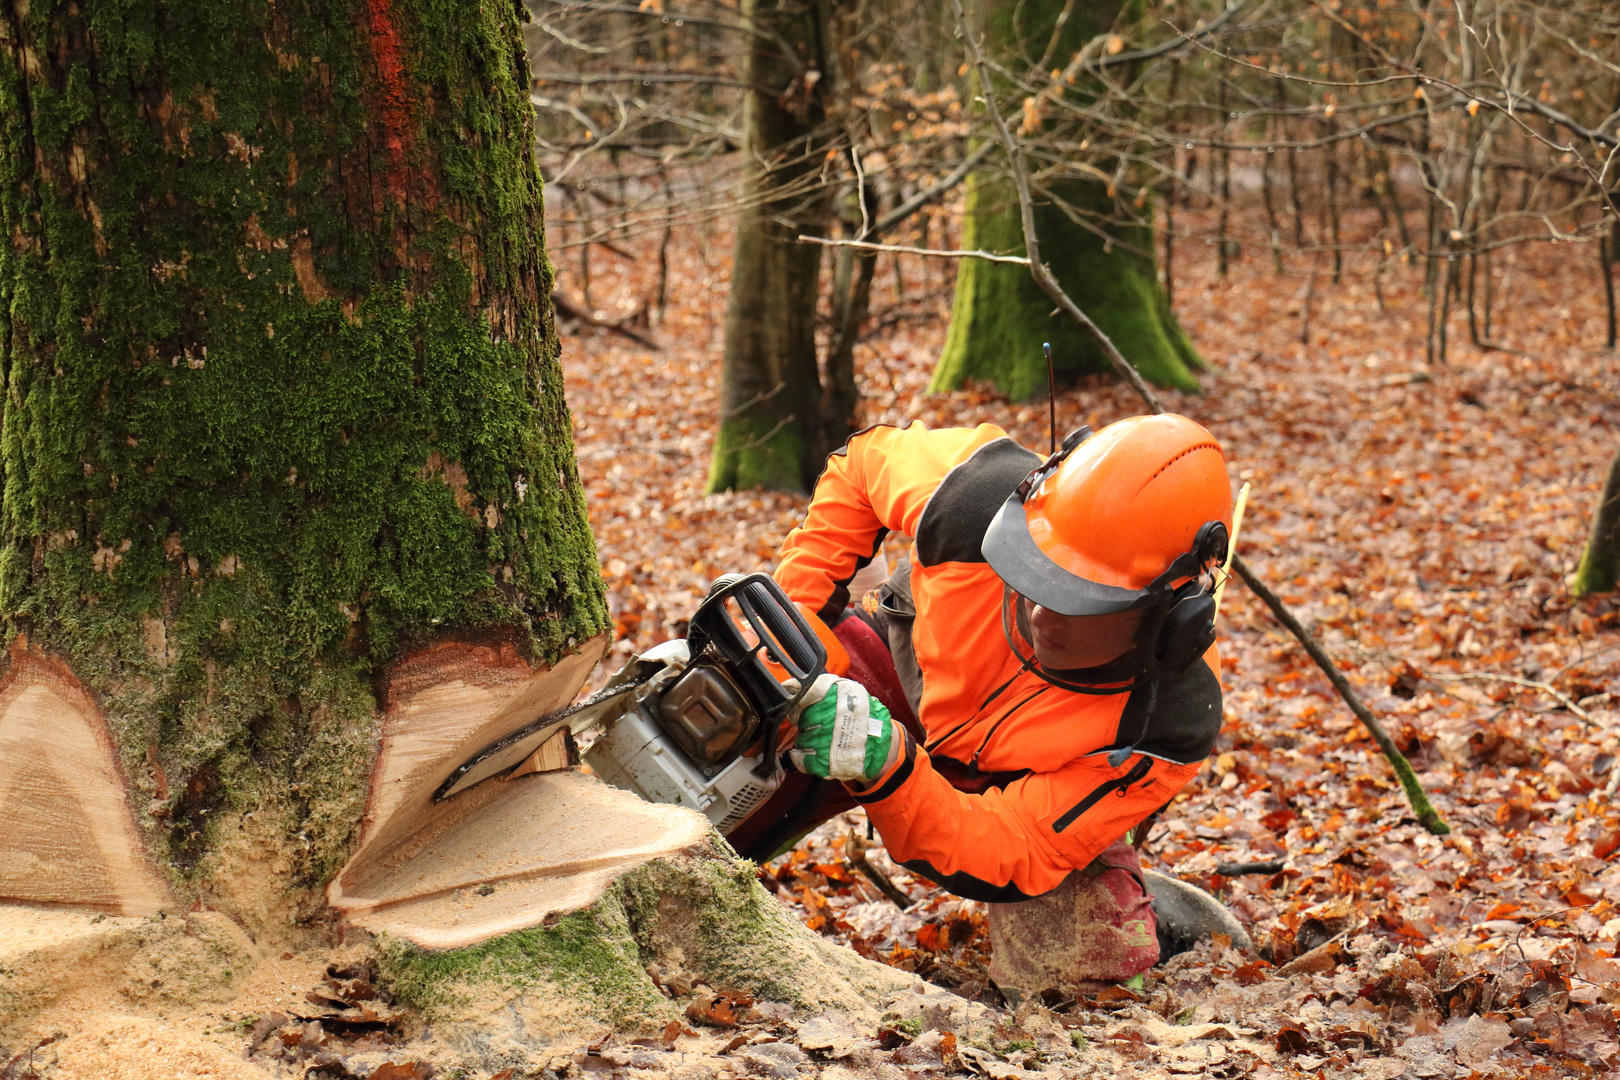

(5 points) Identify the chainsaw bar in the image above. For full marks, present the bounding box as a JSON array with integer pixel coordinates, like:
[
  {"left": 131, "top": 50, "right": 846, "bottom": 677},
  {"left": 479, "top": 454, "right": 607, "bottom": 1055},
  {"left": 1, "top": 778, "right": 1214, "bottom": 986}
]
[{"left": 431, "top": 674, "right": 654, "bottom": 804}]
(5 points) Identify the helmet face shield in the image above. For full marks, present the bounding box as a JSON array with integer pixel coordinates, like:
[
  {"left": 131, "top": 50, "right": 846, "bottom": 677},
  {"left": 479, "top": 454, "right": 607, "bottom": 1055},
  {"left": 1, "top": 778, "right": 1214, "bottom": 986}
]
[{"left": 983, "top": 493, "right": 1149, "bottom": 616}]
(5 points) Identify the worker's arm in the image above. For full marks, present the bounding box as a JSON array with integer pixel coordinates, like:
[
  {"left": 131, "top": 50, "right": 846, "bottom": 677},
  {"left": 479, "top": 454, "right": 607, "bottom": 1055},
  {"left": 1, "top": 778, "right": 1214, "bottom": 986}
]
[
  {"left": 850, "top": 740, "right": 1199, "bottom": 900},
  {"left": 775, "top": 423, "right": 1009, "bottom": 623},
  {"left": 849, "top": 658, "right": 1222, "bottom": 900}
]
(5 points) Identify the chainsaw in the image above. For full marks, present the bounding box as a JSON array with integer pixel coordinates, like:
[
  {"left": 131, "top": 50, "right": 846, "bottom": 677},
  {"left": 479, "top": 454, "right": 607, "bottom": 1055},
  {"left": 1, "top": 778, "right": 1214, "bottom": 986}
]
[{"left": 433, "top": 573, "right": 828, "bottom": 835}]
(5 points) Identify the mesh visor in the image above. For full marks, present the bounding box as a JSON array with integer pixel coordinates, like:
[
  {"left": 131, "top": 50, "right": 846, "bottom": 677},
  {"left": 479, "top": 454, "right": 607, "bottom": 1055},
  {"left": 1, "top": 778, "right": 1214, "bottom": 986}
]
[{"left": 981, "top": 492, "right": 1150, "bottom": 616}]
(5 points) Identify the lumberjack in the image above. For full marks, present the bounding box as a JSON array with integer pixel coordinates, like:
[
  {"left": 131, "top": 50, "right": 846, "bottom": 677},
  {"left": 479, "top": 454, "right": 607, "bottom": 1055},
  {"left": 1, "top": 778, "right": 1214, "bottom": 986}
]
[{"left": 738, "top": 413, "right": 1240, "bottom": 994}]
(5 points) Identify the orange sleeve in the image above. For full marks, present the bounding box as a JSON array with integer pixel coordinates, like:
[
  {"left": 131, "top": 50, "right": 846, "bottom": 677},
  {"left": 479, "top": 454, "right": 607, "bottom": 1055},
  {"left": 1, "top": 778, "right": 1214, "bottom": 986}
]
[
  {"left": 775, "top": 423, "right": 1009, "bottom": 621},
  {"left": 850, "top": 735, "right": 1199, "bottom": 900}
]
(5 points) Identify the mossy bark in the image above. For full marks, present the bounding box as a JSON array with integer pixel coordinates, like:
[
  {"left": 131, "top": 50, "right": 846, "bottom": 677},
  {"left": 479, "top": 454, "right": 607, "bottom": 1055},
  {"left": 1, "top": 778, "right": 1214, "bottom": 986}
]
[
  {"left": 379, "top": 838, "right": 912, "bottom": 1051},
  {"left": 1574, "top": 443, "right": 1620, "bottom": 597},
  {"left": 706, "top": 0, "right": 832, "bottom": 494},
  {"left": 0, "top": 0, "right": 607, "bottom": 913},
  {"left": 933, "top": 0, "right": 1203, "bottom": 401}
]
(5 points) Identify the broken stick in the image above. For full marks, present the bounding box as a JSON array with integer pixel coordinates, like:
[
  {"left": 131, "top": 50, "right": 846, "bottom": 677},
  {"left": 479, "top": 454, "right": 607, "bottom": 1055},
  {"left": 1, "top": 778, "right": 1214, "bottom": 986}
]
[
  {"left": 552, "top": 291, "right": 662, "bottom": 351},
  {"left": 1231, "top": 554, "right": 1450, "bottom": 836},
  {"left": 846, "top": 830, "right": 912, "bottom": 910}
]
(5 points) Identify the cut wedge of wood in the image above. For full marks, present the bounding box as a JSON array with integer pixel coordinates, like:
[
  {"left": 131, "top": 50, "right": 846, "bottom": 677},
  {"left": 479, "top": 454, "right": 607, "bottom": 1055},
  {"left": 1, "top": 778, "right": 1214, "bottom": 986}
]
[
  {"left": 350, "top": 635, "right": 610, "bottom": 870},
  {"left": 330, "top": 770, "right": 709, "bottom": 949},
  {"left": 328, "top": 633, "right": 715, "bottom": 949},
  {"left": 0, "top": 643, "right": 169, "bottom": 916}
]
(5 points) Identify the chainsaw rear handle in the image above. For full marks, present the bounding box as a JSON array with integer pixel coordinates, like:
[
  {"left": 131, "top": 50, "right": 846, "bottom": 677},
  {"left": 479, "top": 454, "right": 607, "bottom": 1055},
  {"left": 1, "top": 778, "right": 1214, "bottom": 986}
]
[{"left": 691, "top": 572, "right": 826, "bottom": 718}]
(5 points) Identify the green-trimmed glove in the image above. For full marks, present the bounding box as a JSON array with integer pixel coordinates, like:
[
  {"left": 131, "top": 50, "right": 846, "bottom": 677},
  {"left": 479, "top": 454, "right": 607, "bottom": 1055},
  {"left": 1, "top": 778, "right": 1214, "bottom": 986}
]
[{"left": 787, "top": 674, "right": 895, "bottom": 784}]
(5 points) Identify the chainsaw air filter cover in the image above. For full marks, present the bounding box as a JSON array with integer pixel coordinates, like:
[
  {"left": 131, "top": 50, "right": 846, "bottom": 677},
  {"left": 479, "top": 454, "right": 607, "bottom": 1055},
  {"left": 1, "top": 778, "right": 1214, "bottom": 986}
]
[{"left": 654, "top": 660, "right": 758, "bottom": 767}]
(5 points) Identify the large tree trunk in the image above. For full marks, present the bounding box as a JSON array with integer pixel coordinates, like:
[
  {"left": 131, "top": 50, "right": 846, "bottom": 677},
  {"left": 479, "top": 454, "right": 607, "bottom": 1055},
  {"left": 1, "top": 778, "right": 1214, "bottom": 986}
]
[
  {"left": 706, "top": 0, "right": 833, "bottom": 494},
  {"left": 0, "top": 0, "right": 608, "bottom": 927},
  {"left": 0, "top": 0, "right": 900, "bottom": 1064},
  {"left": 933, "top": 0, "right": 1203, "bottom": 401}
]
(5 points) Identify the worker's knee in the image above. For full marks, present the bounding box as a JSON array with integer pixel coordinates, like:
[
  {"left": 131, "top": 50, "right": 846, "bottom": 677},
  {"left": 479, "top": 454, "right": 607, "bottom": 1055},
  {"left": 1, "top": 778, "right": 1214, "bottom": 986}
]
[{"left": 986, "top": 838, "right": 1159, "bottom": 997}]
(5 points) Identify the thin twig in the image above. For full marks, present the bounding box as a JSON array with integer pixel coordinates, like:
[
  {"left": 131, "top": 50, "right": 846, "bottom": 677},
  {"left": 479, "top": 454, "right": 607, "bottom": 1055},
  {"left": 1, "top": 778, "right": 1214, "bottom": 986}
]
[
  {"left": 1232, "top": 555, "right": 1450, "bottom": 836},
  {"left": 1426, "top": 671, "right": 1594, "bottom": 723},
  {"left": 851, "top": 146, "right": 871, "bottom": 241},
  {"left": 796, "top": 235, "right": 1032, "bottom": 265}
]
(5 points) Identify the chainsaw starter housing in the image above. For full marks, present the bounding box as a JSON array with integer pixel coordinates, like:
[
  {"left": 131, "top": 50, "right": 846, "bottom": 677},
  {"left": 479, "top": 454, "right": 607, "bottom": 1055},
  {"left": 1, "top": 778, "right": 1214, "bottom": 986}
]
[{"left": 585, "top": 688, "right": 780, "bottom": 834}]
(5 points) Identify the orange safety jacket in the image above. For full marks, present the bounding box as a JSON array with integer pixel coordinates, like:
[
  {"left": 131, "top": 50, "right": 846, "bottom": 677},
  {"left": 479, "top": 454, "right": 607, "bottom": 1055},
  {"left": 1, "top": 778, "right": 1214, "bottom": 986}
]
[{"left": 775, "top": 422, "right": 1223, "bottom": 901}]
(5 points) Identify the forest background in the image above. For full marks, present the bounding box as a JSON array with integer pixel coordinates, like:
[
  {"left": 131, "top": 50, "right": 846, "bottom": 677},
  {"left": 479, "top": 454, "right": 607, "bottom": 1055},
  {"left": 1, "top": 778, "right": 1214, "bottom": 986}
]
[
  {"left": 5, "top": 0, "right": 1620, "bottom": 1076},
  {"left": 545, "top": 0, "right": 1620, "bottom": 1075}
]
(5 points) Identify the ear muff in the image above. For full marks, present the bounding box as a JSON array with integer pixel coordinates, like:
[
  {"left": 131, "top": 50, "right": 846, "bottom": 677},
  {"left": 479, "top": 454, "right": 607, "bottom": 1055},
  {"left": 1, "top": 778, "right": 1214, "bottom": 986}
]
[
  {"left": 1154, "top": 580, "right": 1217, "bottom": 674},
  {"left": 1190, "top": 520, "right": 1230, "bottom": 571},
  {"left": 1148, "top": 520, "right": 1226, "bottom": 675}
]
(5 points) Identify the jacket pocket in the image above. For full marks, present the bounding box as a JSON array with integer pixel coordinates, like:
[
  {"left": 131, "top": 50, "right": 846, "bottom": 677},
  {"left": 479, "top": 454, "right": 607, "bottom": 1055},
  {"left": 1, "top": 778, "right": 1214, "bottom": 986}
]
[{"left": 1051, "top": 755, "right": 1154, "bottom": 834}]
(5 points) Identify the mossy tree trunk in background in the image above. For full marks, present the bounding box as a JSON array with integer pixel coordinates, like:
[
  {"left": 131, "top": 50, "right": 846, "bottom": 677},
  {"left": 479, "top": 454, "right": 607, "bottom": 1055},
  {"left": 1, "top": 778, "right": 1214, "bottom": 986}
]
[
  {"left": 1574, "top": 444, "right": 1620, "bottom": 596},
  {"left": 707, "top": 0, "right": 833, "bottom": 494},
  {"left": 933, "top": 0, "right": 1204, "bottom": 401},
  {"left": 0, "top": 0, "right": 614, "bottom": 932}
]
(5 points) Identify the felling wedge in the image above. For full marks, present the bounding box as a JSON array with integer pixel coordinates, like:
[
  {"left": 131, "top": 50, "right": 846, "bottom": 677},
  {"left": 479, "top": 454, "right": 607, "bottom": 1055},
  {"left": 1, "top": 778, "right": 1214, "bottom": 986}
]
[
  {"left": 327, "top": 635, "right": 711, "bottom": 950},
  {"left": 0, "top": 639, "right": 169, "bottom": 917}
]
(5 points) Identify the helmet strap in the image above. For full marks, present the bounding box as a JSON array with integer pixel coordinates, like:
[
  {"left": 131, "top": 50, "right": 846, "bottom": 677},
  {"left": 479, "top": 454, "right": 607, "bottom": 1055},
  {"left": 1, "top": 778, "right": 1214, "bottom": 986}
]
[{"left": 1014, "top": 426, "right": 1093, "bottom": 502}]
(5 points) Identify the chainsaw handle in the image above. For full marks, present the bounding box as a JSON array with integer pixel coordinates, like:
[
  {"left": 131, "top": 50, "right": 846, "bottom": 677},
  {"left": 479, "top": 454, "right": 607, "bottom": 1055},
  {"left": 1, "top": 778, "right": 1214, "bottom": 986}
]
[
  {"left": 690, "top": 572, "right": 826, "bottom": 719},
  {"left": 736, "top": 578, "right": 818, "bottom": 684}
]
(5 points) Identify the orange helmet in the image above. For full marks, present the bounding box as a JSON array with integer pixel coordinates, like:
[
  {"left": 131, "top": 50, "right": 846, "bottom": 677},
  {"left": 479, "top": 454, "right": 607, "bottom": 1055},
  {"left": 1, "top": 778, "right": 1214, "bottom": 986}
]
[{"left": 983, "top": 414, "right": 1233, "bottom": 616}]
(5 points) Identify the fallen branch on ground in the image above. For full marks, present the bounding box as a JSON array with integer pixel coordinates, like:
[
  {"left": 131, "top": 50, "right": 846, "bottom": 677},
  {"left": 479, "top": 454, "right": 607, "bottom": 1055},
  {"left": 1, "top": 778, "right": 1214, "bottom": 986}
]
[
  {"left": 1232, "top": 555, "right": 1450, "bottom": 836},
  {"left": 1426, "top": 671, "right": 1594, "bottom": 724},
  {"left": 846, "top": 831, "right": 912, "bottom": 910}
]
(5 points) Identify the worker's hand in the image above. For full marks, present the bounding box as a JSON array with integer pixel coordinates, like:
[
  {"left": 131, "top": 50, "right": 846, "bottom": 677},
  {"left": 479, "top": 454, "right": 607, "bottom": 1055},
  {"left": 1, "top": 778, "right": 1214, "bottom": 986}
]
[{"left": 787, "top": 674, "right": 895, "bottom": 784}]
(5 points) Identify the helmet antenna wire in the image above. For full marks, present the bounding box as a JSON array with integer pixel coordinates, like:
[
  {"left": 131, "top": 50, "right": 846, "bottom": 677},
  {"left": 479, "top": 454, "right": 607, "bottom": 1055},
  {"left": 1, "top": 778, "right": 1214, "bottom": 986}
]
[{"left": 1043, "top": 342, "right": 1056, "bottom": 454}]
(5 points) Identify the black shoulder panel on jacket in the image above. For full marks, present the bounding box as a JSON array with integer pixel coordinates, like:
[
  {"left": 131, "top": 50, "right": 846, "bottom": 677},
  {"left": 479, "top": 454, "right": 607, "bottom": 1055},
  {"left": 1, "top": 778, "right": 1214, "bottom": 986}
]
[
  {"left": 1127, "top": 660, "right": 1223, "bottom": 765},
  {"left": 915, "top": 438, "right": 1041, "bottom": 567}
]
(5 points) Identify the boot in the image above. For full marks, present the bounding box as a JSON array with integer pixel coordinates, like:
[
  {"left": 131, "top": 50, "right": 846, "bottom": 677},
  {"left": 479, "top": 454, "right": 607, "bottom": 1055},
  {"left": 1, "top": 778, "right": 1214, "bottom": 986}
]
[{"left": 1141, "top": 868, "right": 1251, "bottom": 960}]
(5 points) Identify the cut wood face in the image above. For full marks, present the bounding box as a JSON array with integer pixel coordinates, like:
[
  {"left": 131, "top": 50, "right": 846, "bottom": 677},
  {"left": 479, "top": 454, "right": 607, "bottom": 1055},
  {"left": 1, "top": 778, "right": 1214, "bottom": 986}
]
[
  {"left": 329, "top": 633, "right": 714, "bottom": 949},
  {"left": 0, "top": 645, "right": 169, "bottom": 916},
  {"left": 330, "top": 770, "right": 710, "bottom": 950},
  {"left": 353, "top": 636, "right": 611, "bottom": 868}
]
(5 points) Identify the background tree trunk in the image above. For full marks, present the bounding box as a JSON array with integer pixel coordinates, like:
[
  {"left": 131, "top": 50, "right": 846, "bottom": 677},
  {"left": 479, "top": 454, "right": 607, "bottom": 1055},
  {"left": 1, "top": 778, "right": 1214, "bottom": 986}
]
[
  {"left": 934, "top": 0, "right": 1203, "bottom": 401},
  {"left": 707, "top": 0, "right": 833, "bottom": 493},
  {"left": 1573, "top": 444, "right": 1620, "bottom": 597}
]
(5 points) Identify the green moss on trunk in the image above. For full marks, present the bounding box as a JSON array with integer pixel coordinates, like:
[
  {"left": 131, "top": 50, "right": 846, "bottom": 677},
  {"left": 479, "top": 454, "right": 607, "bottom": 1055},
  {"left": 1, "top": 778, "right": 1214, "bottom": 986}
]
[
  {"left": 378, "top": 838, "right": 912, "bottom": 1039},
  {"left": 935, "top": 177, "right": 1202, "bottom": 399},
  {"left": 935, "top": 0, "right": 1201, "bottom": 400},
  {"left": 708, "top": 414, "right": 812, "bottom": 495},
  {"left": 0, "top": 0, "right": 607, "bottom": 901},
  {"left": 381, "top": 894, "right": 677, "bottom": 1032},
  {"left": 1574, "top": 443, "right": 1620, "bottom": 597}
]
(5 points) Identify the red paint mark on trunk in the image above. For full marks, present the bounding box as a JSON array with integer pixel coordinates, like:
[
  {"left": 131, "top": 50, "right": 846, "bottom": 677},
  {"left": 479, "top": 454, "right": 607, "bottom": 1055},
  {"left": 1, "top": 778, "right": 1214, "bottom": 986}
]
[{"left": 365, "top": 0, "right": 412, "bottom": 203}]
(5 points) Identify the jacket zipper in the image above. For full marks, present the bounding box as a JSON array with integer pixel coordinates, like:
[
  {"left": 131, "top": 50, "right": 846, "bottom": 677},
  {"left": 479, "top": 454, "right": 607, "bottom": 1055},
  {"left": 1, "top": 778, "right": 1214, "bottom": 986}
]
[
  {"left": 1051, "top": 756, "right": 1154, "bottom": 833},
  {"left": 926, "top": 661, "right": 1037, "bottom": 754},
  {"left": 966, "top": 687, "right": 1048, "bottom": 776}
]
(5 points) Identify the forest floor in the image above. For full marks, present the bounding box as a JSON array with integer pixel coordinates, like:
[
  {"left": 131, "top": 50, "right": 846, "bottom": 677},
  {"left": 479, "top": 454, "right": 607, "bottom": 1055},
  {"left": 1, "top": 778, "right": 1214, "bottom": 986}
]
[{"left": 560, "top": 203, "right": 1620, "bottom": 1079}]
